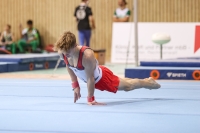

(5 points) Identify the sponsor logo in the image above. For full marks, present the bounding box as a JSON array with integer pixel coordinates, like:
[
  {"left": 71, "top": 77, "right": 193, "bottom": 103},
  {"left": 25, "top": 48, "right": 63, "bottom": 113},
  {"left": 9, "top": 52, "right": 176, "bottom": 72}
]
[
  {"left": 167, "top": 72, "right": 173, "bottom": 77},
  {"left": 167, "top": 72, "right": 186, "bottom": 78},
  {"left": 35, "top": 64, "right": 43, "bottom": 68}
]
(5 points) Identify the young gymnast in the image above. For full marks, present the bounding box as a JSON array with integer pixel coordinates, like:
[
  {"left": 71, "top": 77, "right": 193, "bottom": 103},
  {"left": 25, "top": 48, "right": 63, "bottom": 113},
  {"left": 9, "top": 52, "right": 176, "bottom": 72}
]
[{"left": 54, "top": 31, "right": 161, "bottom": 105}]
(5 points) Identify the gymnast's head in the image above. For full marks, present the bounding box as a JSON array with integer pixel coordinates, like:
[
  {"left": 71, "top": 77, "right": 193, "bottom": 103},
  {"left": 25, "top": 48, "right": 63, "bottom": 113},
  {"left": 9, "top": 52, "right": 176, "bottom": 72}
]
[{"left": 54, "top": 31, "right": 77, "bottom": 57}]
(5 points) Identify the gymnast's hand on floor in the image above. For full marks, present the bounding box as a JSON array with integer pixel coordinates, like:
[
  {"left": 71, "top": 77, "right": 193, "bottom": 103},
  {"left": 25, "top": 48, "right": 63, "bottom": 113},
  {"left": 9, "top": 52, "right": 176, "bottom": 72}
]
[
  {"left": 74, "top": 87, "right": 81, "bottom": 103},
  {"left": 87, "top": 101, "right": 106, "bottom": 106},
  {"left": 87, "top": 96, "right": 106, "bottom": 105}
]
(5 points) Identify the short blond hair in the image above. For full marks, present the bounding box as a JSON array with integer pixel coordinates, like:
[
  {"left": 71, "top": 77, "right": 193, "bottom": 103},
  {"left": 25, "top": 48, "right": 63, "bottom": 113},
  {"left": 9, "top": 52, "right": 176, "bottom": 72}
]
[{"left": 54, "top": 31, "right": 76, "bottom": 51}]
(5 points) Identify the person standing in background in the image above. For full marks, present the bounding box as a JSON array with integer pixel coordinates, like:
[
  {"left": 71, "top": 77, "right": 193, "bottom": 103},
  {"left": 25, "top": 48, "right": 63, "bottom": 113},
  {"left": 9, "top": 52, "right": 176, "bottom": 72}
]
[
  {"left": 113, "top": 0, "right": 131, "bottom": 22},
  {"left": 74, "top": 0, "right": 95, "bottom": 47},
  {"left": 0, "top": 24, "right": 16, "bottom": 54}
]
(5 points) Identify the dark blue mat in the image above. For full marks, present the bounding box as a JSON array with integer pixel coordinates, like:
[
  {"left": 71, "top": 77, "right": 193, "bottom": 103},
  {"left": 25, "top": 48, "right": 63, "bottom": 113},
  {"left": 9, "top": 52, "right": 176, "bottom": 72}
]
[
  {"left": 0, "top": 54, "right": 65, "bottom": 73},
  {"left": 0, "top": 62, "right": 8, "bottom": 73},
  {"left": 125, "top": 67, "right": 200, "bottom": 80},
  {"left": 7, "top": 61, "right": 66, "bottom": 72}
]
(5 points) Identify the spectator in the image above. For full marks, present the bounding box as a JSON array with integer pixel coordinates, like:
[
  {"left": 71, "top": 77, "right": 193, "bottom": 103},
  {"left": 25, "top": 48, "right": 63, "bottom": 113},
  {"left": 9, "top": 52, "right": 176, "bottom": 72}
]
[
  {"left": 113, "top": 0, "right": 131, "bottom": 22},
  {"left": 74, "top": 0, "right": 95, "bottom": 47},
  {"left": 18, "top": 20, "right": 39, "bottom": 53},
  {"left": 0, "top": 24, "right": 16, "bottom": 54}
]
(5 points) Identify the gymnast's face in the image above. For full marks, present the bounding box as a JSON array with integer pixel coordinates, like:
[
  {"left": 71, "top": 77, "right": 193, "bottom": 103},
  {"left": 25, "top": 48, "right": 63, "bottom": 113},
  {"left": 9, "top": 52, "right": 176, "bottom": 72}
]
[
  {"left": 62, "top": 48, "right": 73, "bottom": 58},
  {"left": 60, "top": 43, "right": 77, "bottom": 58}
]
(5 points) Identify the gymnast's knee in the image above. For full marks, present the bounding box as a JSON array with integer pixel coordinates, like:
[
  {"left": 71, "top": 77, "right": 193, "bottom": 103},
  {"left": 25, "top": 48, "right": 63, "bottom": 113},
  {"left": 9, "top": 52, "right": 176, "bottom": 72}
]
[{"left": 123, "top": 84, "right": 132, "bottom": 91}]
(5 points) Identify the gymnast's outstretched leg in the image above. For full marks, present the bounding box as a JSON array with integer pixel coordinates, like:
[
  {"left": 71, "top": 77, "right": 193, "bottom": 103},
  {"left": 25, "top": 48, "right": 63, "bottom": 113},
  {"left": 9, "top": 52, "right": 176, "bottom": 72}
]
[{"left": 118, "top": 77, "right": 161, "bottom": 91}]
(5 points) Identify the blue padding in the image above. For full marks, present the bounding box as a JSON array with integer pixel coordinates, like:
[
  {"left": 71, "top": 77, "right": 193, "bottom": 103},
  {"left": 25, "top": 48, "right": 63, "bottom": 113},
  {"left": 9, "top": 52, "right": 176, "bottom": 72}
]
[
  {"left": 125, "top": 67, "right": 200, "bottom": 80},
  {"left": 0, "top": 53, "right": 59, "bottom": 63},
  {"left": 0, "top": 62, "right": 8, "bottom": 73},
  {"left": 140, "top": 60, "right": 200, "bottom": 67},
  {"left": 7, "top": 60, "right": 66, "bottom": 72}
]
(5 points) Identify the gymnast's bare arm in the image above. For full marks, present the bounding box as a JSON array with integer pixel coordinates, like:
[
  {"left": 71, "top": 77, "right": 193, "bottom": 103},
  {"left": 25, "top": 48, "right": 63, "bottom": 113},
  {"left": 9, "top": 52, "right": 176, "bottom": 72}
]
[
  {"left": 82, "top": 49, "right": 96, "bottom": 98},
  {"left": 82, "top": 49, "right": 105, "bottom": 105},
  {"left": 66, "top": 66, "right": 81, "bottom": 103}
]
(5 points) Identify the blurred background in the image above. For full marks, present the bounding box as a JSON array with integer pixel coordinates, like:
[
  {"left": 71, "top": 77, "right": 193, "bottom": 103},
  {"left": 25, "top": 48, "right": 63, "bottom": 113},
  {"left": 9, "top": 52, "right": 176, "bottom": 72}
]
[{"left": 0, "top": 0, "right": 199, "bottom": 61}]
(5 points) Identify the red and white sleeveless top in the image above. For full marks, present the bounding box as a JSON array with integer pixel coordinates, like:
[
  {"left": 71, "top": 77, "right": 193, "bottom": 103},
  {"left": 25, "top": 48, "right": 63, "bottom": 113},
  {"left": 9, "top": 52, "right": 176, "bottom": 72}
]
[{"left": 62, "top": 46, "right": 102, "bottom": 83}]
